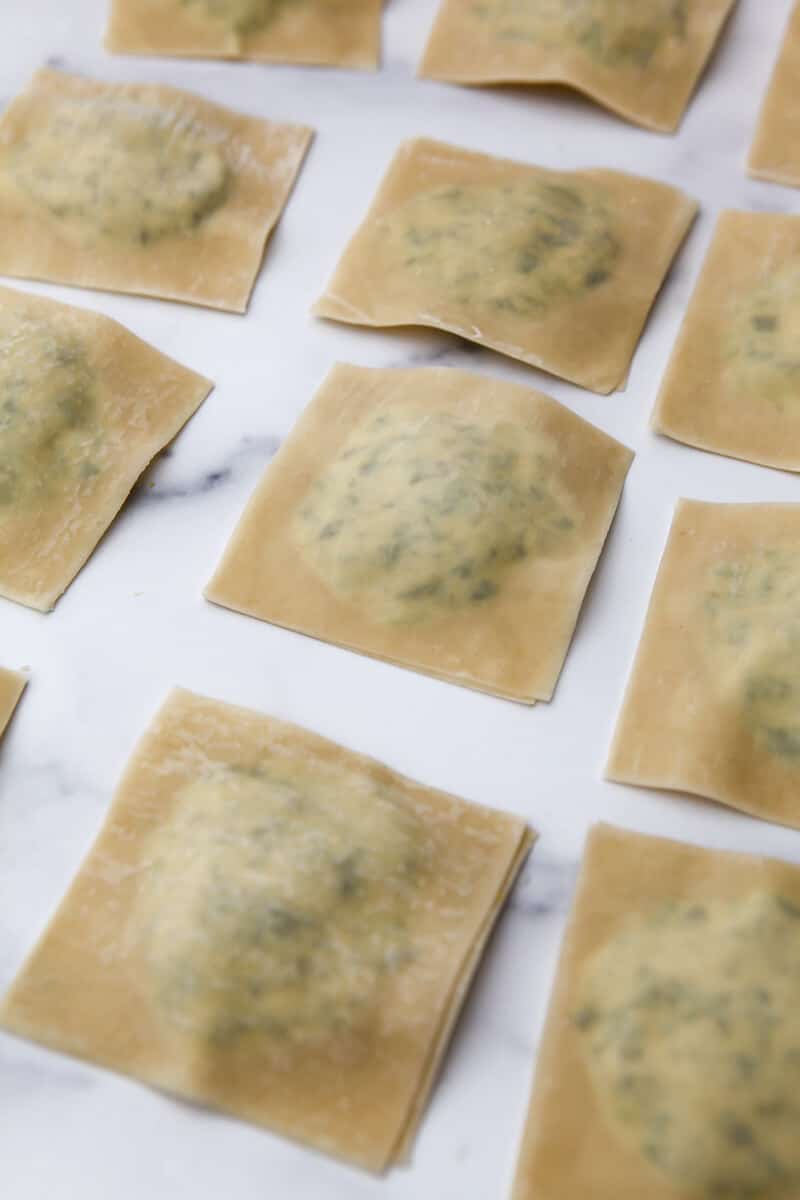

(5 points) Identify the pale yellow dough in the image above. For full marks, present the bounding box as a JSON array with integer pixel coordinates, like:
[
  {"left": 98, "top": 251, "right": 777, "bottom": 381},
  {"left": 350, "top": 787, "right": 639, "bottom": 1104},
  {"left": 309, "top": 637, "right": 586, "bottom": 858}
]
[
  {"left": 0, "top": 667, "right": 26, "bottom": 738},
  {"left": 420, "top": 0, "right": 736, "bottom": 133},
  {"left": 0, "top": 687, "right": 534, "bottom": 1172},
  {"left": 314, "top": 139, "right": 697, "bottom": 394},
  {"left": 0, "top": 69, "right": 312, "bottom": 312},
  {"left": 654, "top": 211, "right": 800, "bottom": 472},
  {"left": 106, "top": 0, "right": 381, "bottom": 69},
  {"left": 748, "top": 2, "right": 800, "bottom": 188},
  {"left": 204, "top": 363, "right": 634, "bottom": 703},
  {"left": 608, "top": 499, "right": 800, "bottom": 830},
  {"left": 512, "top": 823, "right": 800, "bottom": 1200},
  {"left": 0, "top": 285, "right": 212, "bottom": 612}
]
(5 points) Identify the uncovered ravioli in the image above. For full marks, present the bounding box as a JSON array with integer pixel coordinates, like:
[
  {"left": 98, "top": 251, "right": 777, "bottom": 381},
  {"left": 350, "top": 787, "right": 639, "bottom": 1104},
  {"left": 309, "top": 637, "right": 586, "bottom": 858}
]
[
  {"left": 0, "top": 285, "right": 212, "bottom": 611},
  {"left": 0, "top": 667, "right": 26, "bottom": 738},
  {"left": 0, "top": 687, "right": 534, "bottom": 1171},
  {"left": 419, "top": 0, "right": 736, "bottom": 133},
  {"left": 313, "top": 139, "right": 697, "bottom": 393},
  {"left": 105, "top": 0, "right": 381, "bottom": 69},
  {"left": 748, "top": 1, "right": 800, "bottom": 188},
  {"left": 204, "top": 364, "right": 634, "bottom": 702},
  {"left": 512, "top": 822, "right": 800, "bottom": 1200},
  {"left": 653, "top": 212, "right": 800, "bottom": 472},
  {"left": 608, "top": 499, "right": 800, "bottom": 830},
  {"left": 0, "top": 69, "right": 312, "bottom": 311}
]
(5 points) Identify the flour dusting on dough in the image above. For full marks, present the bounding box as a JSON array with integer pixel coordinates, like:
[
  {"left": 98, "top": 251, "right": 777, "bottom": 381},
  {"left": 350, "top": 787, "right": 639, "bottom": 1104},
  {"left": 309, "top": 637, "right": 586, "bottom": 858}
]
[
  {"left": 133, "top": 759, "right": 430, "bottom": 1048},
  {"left": 11, "top": 95, "right": 229, "bottom": 245}
]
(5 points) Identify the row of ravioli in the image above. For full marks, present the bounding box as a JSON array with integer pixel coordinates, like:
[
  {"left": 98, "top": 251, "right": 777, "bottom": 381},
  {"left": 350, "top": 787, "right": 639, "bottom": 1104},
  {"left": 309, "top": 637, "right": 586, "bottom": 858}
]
[
  {"left": 105, "top": 0, "right": 799, "bottom": 164},
  {"left": 0, "top": 61, "right": 799, "bottom": 352},
  {"left": 5, "top": 473, "right": 800, "bottom": 828},
  {"left": 1, "top": 685, "right": 799, "bottom": 1199}
]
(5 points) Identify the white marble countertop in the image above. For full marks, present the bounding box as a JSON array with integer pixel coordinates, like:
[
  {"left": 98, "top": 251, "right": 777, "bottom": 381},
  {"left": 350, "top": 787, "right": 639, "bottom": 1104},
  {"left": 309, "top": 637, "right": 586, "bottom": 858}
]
[{"left": 2, "top": 1, "right": 800, "bottom": 1196}]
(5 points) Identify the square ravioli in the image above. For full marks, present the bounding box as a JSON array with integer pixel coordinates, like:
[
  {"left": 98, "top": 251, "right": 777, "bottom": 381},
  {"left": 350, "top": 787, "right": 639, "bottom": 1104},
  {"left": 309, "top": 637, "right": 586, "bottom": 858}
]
[
  {"left": 205, "top": 364, "right": 634, "bottom": 703},
  {"left": 653, "top": 211, "right": 800, "bottom": 472},
  {"left": 313, "top": 139, "right": 697, "bottom": 393},
  {"left": 106, "top": 0, "right": 380, "bottom": 69},
  {"left": 0, "top": 69, "right": 312, "bottom": 312},
  {"left": 420, "top": 0, "right": 736, "bottom": 134},
  {"left": 608, "top": 499, "right": 800, "bottom": 830},
  {"left": 0, "top": 667, "right": 26, "bottom": 737},
  {"left": 0, "top": 687, "right": 534, "bottom": 1172},
  {"left": 512, "top": 822, "right": 800, "bottom": 1200},
  {"left": 748, "top": 1, "right": 800, "bottom": 188},
  {"left": 0, "top": 285, "right": 212, "bottom": 612}
]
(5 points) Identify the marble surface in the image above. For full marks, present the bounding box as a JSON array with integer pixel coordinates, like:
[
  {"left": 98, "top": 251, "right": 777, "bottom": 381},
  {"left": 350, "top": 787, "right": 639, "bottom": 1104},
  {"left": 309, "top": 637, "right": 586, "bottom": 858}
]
[{"left": 2, "top": 1, "right": 800, "bottom": 1196}]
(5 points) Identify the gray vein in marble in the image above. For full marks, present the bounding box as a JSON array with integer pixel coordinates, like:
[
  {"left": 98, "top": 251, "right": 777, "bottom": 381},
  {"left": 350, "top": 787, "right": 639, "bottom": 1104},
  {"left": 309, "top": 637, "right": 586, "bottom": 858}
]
[
  {"left": 135, "top": 434, "right": 281, "bottom": 505},
  {"left": 510, "top": 854, "right": 579, "bottom": 919}
]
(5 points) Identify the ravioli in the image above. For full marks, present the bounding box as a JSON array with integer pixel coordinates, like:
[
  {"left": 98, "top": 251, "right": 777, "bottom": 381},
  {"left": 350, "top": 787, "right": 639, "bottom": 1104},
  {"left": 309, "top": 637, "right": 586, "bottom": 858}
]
[
  {"left": 654, "top": 213, "right": 800, "bottom": 472},
  {"left": 512, "top": 824, "right": 800, "bottom": 1200},
  {"left": 105, "top": 0, "right": 380, "bottom": 69},
  {"left": 314, "top": 139, "right": 697, "bottom": 393},
  {"left": 0, "top": 688, "right": 534, "bottom": 1171},
  {"left": 607, "top": 499, "right": 800, "bottom": 830},
  {"left": 205, "top": 363, "right": 633, "bottom": 702},
  {"left": 748, "top": 2, "right": 800, "bottom": 188},
  {"left": 0, "top": 285, "right": 211, "bottom": 612},
  {"left": 0, "top": 69, "right": 312, "bottom": 311},
  {"left": 419, "top": 0, "right": 735, "bottom": 133}
]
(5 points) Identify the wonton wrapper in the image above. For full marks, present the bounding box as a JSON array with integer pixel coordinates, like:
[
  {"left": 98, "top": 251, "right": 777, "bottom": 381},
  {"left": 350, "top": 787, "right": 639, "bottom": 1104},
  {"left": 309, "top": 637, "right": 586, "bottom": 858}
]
[
  {"left": 608, "top": 499, "right": 800, "bottom": 830},
  {"left": 654, "top": 211, "right": 800, "bottom": 472},
  {"left": 0, "top": 667, "right": 26, "bottom": 738},
  {"left": 105, "top": 0, "right": 380, "bottom": 69},
  {"left": 748, "top": 1, "right": 800, "bottom": 188},
  {"left": 0, "top": 69, "right": 312, "bottom": 312},
  {"left": 313, "top": 139, "right": 697, "bottom": 394},
  {"left": 205, "top": 364, "right": 633, "bottom": 703},
  {"left": 0, "top": 687, "right": 534, "bottom": 1172},
  {"left": 0, "top": 285, "right": 212, "bottom": 612},
  {"left": 420, "top": 0, "right": 736, "bottom": 134},
  {"left": 513, "top": 822, "right": 800, "bottom": 1200}
]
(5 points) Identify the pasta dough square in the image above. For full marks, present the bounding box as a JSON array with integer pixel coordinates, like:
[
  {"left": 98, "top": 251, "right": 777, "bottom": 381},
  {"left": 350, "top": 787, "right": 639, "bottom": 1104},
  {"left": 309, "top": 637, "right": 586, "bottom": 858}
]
[
  {"left": 205, "top": 364, "right": 634, "bottom": 703},
  {"left": 748, "top": 1, "right": 800, "bottom": 188},
  {"left": 0, "top": 285, "right": 212, "bottom": 612},
  {"left": 607, "top": 499, "right": 800, "bottom": 830},
  {"left": 0, "top": 70, "right": 313, "bottom": 312},
  {"left": 0, "top": 667, "right": 26, "bottom": 738},
  {"left": 653, "top": 211, "right": 800, "bottom": 472},
  {"left": 419, "top": 0, "right": 736, "bottom": 134},
  {"left": 105, "top": 0, "right": 381, "bottom": 69},
  {"left": 313, "top": 139, "right": 697, "bottom": 394},
  {"left": 512, "top": 822, "right": 800, "bottom": 1200},
  {"left": 0, "top": 687, "right": 534, "bottom": 1172}
]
